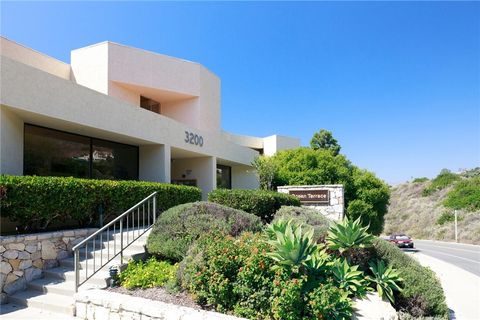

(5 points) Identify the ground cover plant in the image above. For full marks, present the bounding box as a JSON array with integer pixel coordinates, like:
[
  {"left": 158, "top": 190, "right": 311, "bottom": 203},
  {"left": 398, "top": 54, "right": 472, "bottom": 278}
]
[
  {"left": 146, "top": 201, "right": 262, "bottom": 261},
  {"left": 208, "top": 188, "right": 300, "bottom": 223},
  {"left": 119, "top": 257, "right": 177, "bottom": 289},
  {"left": 0, "top": 175, "right": 201, "bottom": 233}
]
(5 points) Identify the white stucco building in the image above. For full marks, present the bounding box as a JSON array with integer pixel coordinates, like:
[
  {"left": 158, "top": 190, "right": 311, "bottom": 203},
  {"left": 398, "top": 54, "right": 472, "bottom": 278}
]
[{"left": 0, "top": 37, "right": 299, "bottom": 199}]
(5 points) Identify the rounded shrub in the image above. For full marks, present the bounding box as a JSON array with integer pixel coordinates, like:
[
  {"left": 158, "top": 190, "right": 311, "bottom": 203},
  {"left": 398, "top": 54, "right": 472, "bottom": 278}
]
[
  {"left": 274, "top": 206, "right": 331, "bottom": 241},
  {"left": 208, "top": 189, "right": 300, "bottom": 223},
  {"left": 146, "top": 201, "right": 262, "bottom": 261}
]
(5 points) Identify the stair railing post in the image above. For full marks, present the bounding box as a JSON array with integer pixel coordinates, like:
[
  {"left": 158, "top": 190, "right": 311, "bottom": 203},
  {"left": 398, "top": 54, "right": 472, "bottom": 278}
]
[
  {"left": 74, "top": 249, "right": 79, "bottom": 293},
  {"left": 120, "top": 219, "right": 124, "bottom": 264},
  {"left": 153, "top": 195, "right": 156, "bottom": 224}
]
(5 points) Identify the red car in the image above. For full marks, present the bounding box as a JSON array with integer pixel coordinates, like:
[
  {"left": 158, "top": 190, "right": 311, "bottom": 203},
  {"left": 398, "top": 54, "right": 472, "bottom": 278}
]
[{"left": 388, "top": 234, "right": 414, "bottom": 248}]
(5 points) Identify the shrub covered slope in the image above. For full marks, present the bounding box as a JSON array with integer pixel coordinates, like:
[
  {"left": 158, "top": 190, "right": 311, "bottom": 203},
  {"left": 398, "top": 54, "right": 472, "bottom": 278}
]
[{"left": 383, "top": 169, "right": 480, "bottom": 244}]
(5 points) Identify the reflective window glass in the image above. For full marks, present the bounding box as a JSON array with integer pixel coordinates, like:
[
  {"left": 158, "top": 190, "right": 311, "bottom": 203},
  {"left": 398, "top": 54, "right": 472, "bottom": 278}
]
[
  {"left": 24, "top": 125, "right": 90, "bottom": 178},
  {"left": 216, "top": 164, "right": 232, "bottom": 189},
  {"left": 92, "top": 139, "right": 138, "bottom": 180}
]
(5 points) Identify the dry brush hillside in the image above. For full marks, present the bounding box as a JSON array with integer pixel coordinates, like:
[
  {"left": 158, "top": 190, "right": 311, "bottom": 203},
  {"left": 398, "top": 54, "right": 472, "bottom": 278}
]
[{"left": 383, "top": 181, "right": 480, "bottom": 244}]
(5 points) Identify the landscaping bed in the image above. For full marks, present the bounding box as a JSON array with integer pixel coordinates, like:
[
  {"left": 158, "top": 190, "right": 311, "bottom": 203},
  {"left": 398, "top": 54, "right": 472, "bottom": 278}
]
[
  {"left": 106, "top": 286, "right": 200, "bottom": 310},
  {"left": 109, "top": 193, "right": 448, "bottom": 320}
]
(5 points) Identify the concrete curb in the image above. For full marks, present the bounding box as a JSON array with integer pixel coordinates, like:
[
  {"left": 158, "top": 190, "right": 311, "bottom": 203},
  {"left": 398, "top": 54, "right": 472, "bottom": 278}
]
[{"left": 412, "top": 252, "right": 480, "bottom": 319}]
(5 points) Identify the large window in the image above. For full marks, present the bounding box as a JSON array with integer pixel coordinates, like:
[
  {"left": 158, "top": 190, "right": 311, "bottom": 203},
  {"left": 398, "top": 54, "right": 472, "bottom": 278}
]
[
  {"left": 24, "top": 124, "right": 138, "bottom": 180},
  {"left": 216, "top": 164, "right": 232, "bottom": 189}
]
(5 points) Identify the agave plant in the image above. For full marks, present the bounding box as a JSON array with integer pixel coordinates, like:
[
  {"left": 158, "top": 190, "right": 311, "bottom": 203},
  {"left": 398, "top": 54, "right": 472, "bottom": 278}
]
[
  {"left": 266, "top": 219, "right": 317, "bottom": 269},
  {"left": 265, "top": 218, "right": 289, "bottom": 240},
  {"left": 303, "top": 246, "right": 332, "bottom": 275},
  {"left": 367, "top": 259, "right": 403, "bottom": 303},
  {"left": 331, "top": 259, "right": 367, "bottom": 297},
  {"left": 326, "top": 217, "right": 374, "bottom": 253}
]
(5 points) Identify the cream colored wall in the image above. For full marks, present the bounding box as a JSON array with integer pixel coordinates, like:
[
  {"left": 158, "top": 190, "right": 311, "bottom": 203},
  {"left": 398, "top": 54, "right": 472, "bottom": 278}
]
[
  {"left": 263, "top": 135, "right": 300, "bottom": 156},
  {"left": 0, "top": 39, "right": 300, "bottom": 190},
  {"left": 71, "top": 43, "right": 109, "bottom": 94},
  {"left": 70, "top": 42, "right": 221, "bottom": 133},
  {"left": 0, "top": 106, "right": 23, "bottom": 175},
  {"left": 222, "top": 131, "right": 264, "bottom": 150},
  {"left": 0, "top": 56, "right": 258, "bottom": 168},
  {"left": 0, "top": 37, "right": 70, "bottom": 80},
  {"left": 108, "top": 42, "right": 201, "bottom": 96},
  {"left": 109, "top": 82, "right": 139, "bottom": 106},
  {"left": 197, "top": 66, "right": 221, "bottom": 132},
  {"left": 232, "top": 165, "right": 259, "bottom": 189},
  {"left": 171, "top": 157, "right": 216, "bottom": 200},
  {"left": 161, "top": 98, "right": 199, "bottom": 129},
  {"left": 139, "top": 144, "right": 171, "bottom": 183}
]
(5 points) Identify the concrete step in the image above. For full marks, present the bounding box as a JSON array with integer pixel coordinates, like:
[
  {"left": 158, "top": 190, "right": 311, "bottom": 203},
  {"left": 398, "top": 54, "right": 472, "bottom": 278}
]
[
  {"left": 74, "top": 236, "right": 148, "bottom": 254},
  {"left": 0, "top": 303, "right": 77, "bottom": 320},
  {"left": 76, "top": 248, "right": 147, "bottom": 264},
  {"left": 27, "top": 277, "right": 74, "bottom": 295},
  {"left": 44, "top": 266, "right": 109, "bottom": 287},
  {"left": 27, "top": 276, "right": 101, "bottom": 295},
  {"left": 7, "top": 290, "right": 75, "bottom": 316}
]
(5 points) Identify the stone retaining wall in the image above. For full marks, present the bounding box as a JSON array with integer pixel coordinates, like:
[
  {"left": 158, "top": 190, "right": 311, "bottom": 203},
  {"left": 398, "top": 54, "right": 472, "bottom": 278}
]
[
  {"left": 0, "top": 228, "right": 97, "bottom": 302},
  {"left": 278, "top": 185, "right": 344, "bottom": 221},
  {"left": 75, "top": 289, "right": 246, "bottom": 320}
]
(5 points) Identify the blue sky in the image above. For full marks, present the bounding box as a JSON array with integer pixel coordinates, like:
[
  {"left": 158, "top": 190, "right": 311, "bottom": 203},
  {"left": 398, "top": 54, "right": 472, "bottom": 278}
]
[{"left": 1, "top": 1, "right": 479, "bottom": 184}]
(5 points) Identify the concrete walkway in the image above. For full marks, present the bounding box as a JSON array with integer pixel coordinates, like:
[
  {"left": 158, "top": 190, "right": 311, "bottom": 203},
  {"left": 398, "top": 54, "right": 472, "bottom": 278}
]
[
  {"left": 0, "top": 303, "right": 76, "bottom": 319},
  {"left": 412, "top": 252, "right": 480, "bottom": 320}
]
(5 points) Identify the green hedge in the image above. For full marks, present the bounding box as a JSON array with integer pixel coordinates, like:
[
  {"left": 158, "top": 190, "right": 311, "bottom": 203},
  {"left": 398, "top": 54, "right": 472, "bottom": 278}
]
[
  {"left": 208, "top": 189, "right": 300, "bottom": 223},
  {"left": 372, "top": 238, "right": 448, "bottom": 318},
  {"left": 0, "top": 175, "right": 201, "bottom": 232}
]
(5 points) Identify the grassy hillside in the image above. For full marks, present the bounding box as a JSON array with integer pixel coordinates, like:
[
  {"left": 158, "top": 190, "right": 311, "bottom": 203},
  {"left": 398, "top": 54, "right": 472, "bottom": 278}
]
[{"left": 383, "top": 170, "right": 480, "bottom": 244}]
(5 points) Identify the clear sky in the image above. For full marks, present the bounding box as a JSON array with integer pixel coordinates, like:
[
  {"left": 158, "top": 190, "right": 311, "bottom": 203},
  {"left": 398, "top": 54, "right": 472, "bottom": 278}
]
[{"left": 1, "top": 1, "right": 479, "bottom": 184}]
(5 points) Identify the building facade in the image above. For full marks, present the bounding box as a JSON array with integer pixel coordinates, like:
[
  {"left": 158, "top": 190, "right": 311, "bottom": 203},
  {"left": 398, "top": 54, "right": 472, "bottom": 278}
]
[{"left": 0, "top": 37, "right": 299, "bottom": 199}]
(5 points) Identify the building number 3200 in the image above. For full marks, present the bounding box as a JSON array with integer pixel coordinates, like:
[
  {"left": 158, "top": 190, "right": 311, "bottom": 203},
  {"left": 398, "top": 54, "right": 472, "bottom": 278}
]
[{"left": 184, "top": 131, "right": 204, "bottom": 147}]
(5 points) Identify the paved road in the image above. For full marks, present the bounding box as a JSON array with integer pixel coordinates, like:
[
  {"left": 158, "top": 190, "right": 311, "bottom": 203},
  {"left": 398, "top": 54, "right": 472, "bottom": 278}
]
[{"left": 413, "top": 240, "right": 480, "bottom": 276}]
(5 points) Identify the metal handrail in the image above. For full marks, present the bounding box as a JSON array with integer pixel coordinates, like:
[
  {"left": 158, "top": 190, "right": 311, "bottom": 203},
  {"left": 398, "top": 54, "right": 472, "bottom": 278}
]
[{"left": 72, "top": 192, "right": 157, "bottom": 292}]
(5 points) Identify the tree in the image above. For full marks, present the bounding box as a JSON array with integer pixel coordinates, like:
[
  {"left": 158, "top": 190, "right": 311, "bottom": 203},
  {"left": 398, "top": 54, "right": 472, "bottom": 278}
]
[
  {"left": 272, "top": 148, "right": 356, "bottom": 202},
  {"left": 347, "top": 168, "right": 390, "bottom": 235},
  {"left": 252, "top": 156, "right": 278, "bottom": 190},
  {"left": 270, "top": 148, "right": 390, "bottom": 235},
  {"left": 310, "top": 129, "right": 341, "bottom": 156}
]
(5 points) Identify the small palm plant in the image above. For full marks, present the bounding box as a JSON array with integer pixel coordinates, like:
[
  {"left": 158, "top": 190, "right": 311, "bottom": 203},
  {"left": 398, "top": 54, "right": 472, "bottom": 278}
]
[
  {"left": 326, "top": 217, "right": 375, "bottom": 254},
  {"left": 367, "top": 259, "right": 403, "bottom": 303},
  {"left": 266, "top": 219, "right": 317, "bottom": 270},
  {"left": 331, "top": 259, "right": 367, "bottom": 298}
]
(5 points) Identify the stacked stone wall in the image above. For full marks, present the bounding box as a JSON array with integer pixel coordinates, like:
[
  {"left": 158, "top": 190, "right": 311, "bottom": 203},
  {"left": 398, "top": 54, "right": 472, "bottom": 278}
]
[
  {"left": 0, "top": 228, "right": 97, "bottom": 303},
  {"left": 75, "top": 289, "right": 246, "bottom": 320}
]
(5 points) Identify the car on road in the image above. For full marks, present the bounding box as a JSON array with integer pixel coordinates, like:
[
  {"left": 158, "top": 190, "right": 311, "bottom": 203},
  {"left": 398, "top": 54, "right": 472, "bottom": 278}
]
[{"left": 388, "top": 234, "right": 414, "bottom": 248}]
